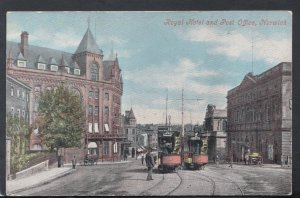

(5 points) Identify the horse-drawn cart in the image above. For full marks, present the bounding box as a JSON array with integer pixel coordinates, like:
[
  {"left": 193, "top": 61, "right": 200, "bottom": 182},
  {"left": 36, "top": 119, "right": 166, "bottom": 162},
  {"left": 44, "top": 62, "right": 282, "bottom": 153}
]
[{"left": 82, "top": 155, "right": 98, "bottom": 166}]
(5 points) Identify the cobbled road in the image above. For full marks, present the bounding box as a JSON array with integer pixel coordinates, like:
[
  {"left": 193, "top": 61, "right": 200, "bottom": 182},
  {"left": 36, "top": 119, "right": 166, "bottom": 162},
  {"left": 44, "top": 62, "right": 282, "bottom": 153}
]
[{"left": 17, "top": 159, "right": 292, "bottom": 196}]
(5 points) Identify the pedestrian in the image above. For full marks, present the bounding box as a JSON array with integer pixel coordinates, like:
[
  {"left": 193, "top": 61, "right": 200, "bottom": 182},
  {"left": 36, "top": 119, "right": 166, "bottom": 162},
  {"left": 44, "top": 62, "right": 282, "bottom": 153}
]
[
  {"left": 141, "top": 154, "right": 144, "bottom": 165},
  {"left": 229, "top": 155, "right": 233, "bottom": 168},
  {"left": 124, "top": 153, "right": 127, "bottom": 161},
  {"left": 216, "top": 155, "right": 219, "bottom": 166},
  {"left": 72, "top": 155, "right": 76, "bottom": 169},
  {"left": 145, "top": 148, "right": 155, "bottom": 181}
]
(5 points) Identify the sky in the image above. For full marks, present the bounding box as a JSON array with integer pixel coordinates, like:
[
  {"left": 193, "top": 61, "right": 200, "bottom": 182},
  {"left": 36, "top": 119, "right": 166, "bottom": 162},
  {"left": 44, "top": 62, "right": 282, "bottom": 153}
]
[{"left": 7, "top": 11, "right": 292, "bottom": 124}]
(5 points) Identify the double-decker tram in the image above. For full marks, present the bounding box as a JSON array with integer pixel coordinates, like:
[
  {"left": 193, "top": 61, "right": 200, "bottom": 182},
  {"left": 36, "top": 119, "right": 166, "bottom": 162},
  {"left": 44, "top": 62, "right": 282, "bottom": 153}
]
[
  {"left": 157, "top": 126, "right": 181, "bottom": 172},
  {"left": 183, "top": 134, "right": 208, "bottom": 170}
]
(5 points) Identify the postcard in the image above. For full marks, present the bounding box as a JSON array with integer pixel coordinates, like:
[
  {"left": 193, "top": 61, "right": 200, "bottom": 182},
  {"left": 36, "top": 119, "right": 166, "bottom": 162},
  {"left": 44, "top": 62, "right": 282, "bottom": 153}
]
[{"left": 5, "top": 11, "right": 292, "bottom": 196}]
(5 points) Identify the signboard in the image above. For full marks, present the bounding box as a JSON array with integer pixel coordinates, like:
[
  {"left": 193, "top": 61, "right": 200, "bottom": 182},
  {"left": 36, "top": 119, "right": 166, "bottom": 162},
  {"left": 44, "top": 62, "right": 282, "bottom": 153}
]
[{"left": 268, "top": 144, "right": 273, "bottom": 160}]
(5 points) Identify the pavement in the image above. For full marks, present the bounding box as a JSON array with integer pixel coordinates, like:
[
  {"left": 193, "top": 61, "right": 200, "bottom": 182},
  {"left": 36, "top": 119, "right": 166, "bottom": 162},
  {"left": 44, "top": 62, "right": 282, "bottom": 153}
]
[{"left": 6, "top": 159, "right": 133, "bottom": 196}]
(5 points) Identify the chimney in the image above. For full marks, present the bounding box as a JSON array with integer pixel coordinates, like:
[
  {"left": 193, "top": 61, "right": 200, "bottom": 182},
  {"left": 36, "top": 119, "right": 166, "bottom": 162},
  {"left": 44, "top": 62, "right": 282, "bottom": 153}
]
[{"left": 20, "top": 31, "right": 29, "bottom": 58}]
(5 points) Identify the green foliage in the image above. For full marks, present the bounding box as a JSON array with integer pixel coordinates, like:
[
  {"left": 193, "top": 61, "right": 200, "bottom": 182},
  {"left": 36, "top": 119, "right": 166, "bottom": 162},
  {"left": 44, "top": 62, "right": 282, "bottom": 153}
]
[
  {"left": 6, "top": 114, "right": 30, "bottom": 173},
  {"left": 36, "top": 85, "right": 85, "bottom": 152}
]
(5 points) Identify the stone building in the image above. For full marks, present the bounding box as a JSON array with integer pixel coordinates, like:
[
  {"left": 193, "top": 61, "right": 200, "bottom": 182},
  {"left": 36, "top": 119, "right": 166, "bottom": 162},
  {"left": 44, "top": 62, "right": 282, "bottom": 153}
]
[
  {"left": 122, "top": 108, "right": 137, "bottom": 158},
  {"left": 227, "top": 62, "right": 292, "bottom": 164},
  {"left": 202, "top": 104, "right": 227, "bottom": 161},
  {"left": 6, "top": 26, "right": 124, "bottom": 161},
  {"left": 6, "top": 75, "right": 31, "bottom": 123}
]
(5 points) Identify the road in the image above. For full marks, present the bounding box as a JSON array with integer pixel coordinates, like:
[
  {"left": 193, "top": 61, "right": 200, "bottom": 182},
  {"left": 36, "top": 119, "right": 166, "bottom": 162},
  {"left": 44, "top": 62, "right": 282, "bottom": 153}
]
[{"left": 18, "top": 159, "right": 291, "bottom": 196}]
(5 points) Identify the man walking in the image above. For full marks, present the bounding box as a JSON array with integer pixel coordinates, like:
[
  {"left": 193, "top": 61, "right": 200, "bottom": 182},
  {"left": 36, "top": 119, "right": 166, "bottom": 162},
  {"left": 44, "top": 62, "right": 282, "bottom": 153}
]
[
  {"left": 145, "top": 149, "right": 155, "bottom": 181},
  {"left": 72, "top": 155, "right": 76, "bottom": 169},
  {"left": 141, "top": 153, "right": 144, "bottom": 165}
]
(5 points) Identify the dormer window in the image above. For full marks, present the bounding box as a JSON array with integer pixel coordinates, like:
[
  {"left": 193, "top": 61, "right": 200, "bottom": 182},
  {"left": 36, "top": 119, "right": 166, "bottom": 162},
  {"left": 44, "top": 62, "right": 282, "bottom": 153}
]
[
  {"left": 38, "top": 63, "right": 46, "bottom": 70},
  {"left": 65, "top": 67, "right": 70, "bottom": 74},
  {"left": 50, "top": 65, "right": 58, "bottom": 72},
  {"left": 74, "top": 69, "right": 80, "bottom": 75},
  {"left": 17, "top": 60, "right": 27, "bottom": 67}
]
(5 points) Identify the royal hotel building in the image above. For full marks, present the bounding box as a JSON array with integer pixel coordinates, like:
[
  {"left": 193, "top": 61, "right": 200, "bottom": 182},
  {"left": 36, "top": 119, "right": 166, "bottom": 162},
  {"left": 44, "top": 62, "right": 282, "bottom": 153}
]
[{"left": 6, "top": 27, "right": 124, "bottom": 160}]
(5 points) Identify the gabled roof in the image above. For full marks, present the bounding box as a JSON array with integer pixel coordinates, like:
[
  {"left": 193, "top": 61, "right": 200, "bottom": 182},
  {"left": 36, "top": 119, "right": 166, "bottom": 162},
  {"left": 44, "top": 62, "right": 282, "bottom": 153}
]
[
  {"left": 36, "top": 55, "right": 46, "bottom": 63},
  {"left": 49, "top": 57, "right": 57, "bottom": 65},
  {"left": 7, "top": 41, "right": 73, "bottom": 69},
  {"left": 75, "top": 28, "right": 102, "bottom": 55},
  {"left": 238, "top": 72, "right": 256, "bottom": 90},
  {"left": 17, "top": 52, "right": 26, "bottom": 60}
]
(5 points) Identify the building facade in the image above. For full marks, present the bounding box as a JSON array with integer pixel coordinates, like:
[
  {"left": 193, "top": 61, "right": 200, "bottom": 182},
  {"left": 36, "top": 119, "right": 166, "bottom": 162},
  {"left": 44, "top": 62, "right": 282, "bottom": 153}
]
[
  {"left": 6, "top": 27, "right": 124, "bottom": 161},
  {"left": 202, "top": 104, "right": 227, "bottom": 161},
  {"left": 122, "top": 108, "right": 138, "bottom": 158},
  {"left": 6, "top": 75, "right": 31, "bottom": 123},
  {"left": 227, "top": 62, "right": 292, "bottom": 164}
]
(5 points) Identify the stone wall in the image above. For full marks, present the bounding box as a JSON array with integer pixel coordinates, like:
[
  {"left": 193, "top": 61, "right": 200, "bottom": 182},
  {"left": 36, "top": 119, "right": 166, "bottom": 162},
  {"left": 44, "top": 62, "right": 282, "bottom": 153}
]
[{"left": 15, "top": 160, "right": 48, "bottom": 179}]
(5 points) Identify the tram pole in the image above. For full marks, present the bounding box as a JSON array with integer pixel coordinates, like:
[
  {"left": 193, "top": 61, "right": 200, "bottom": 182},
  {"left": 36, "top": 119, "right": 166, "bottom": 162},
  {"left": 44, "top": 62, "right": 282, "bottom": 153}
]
[{"left": 181, "top": 88, "right": 184, "bottom": 168}]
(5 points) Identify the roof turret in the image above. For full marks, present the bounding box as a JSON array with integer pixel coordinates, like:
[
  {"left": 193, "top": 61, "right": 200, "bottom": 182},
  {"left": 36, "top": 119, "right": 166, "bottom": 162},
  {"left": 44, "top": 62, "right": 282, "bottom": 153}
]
[{"left": 75, "top": 28, "right": 102, "bottom": 55}]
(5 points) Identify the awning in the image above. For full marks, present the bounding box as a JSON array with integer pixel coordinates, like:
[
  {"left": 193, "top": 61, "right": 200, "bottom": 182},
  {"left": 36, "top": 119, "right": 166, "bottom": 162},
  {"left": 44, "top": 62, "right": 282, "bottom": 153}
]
[
  {"left": 104, "top": 124, "right": 109, "bottom": 132},
  {"left": 88, "top": 142, "right": 97, "bottom": 148}
]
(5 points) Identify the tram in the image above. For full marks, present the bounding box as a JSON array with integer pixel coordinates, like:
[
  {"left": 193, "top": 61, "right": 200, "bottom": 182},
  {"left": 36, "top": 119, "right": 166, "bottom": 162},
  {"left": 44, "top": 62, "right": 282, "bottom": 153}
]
[
  {"left": 183, "top": 134, "right": 208, "bottom": 170},
  {"left": 157, "top": 126, "right": 182, "bottom": 172}
]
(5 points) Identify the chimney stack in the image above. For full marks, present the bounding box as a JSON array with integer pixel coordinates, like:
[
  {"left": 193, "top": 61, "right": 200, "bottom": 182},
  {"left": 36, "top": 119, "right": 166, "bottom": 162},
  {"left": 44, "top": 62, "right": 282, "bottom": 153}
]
[{"left": 20, "top": 31, "right": 29, "bottom": 58}]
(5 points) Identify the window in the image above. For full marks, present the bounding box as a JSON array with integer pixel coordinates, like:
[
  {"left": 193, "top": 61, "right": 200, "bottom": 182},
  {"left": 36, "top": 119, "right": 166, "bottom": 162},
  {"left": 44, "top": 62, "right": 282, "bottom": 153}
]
[
  {"left": 50, "top": 65, "right": 58, "bottom": 72},
  {"left": 26, "top": 93, "right": 29, "bottom": 102},
  {"left": 34, "top": 96, "right": 39, "bottom": 111},
  {"left": 17, "top": 60, "right": 26, "bottom": 67},
  {"left": 90, "top": 63, "right": 99, "bottom": 81},
  {"left": 17, "top": 89, "right": 20, "bottom": 97},
  {"left": 95, "top": 106, "right": 99, "bottom": 115},
  {"left": 32, "top": 144, "right": 42, "bottom": 150},
  {"left": 89, "top": 90, "right": 93, "bottom": 98},
  {"left": 65, "top": 67, "right": 70, "bottom": 74},
  {"left": 125, "top": 129, "right": 128, "bottom": 135},
  {"left": 105, "top": 92, "right": 109, "bottom": 100},
  {"left": 10, "top": 107, "right": 14, "bottom": 114},
  {"left": 89, "top": 105, "right": 93, "bottom": 115},
  {"left": 103, "top": 141, "right": 109, "bottom": 155},
  {"left": 10, "top": 87, "right": 14, "bottom": 96},
  {"left": 17, "top": 109, "right": 21, "bottom": 118},
  {"left": 132, "top": 129, "right": 136, "bottom": 135},
  {"left": 94, "top": 123, "right": 99, "bottom": 133},
  {"left": 88, "top": 123, "right": 93, "bottom": 133},
  {"left": 74, "top": 69, "right": 80, "bottom": 75},
  {"left": 22, "top": 91, "right": 25, "bottom": 99},
  {"left": 22, "top": 110, "right": 25, "bottom": 118},
  {"left": 95, "top": 90, "right": 99, "bottom": 99},
  {"left": 37, "top": 63, "right": 46, "bottom": 70},
  {"left": 104, "top": 106, "right": 109, "bottom": 114}
]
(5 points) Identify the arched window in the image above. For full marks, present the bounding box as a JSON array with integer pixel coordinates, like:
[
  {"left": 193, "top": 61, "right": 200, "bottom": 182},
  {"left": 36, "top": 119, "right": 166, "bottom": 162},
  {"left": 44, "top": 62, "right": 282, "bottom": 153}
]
[{"left": 91, "top": 63, "right": 99, "bottom": 81}]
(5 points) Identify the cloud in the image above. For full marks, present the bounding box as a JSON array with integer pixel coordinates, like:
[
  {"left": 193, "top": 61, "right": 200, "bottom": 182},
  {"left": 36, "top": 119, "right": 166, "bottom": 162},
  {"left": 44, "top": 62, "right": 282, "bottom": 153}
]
[
  {"left": 181, "top": 27, "right": 292, "bottom": 64},
  {"left": 6, "top": 23, "right": 23, "bottom": 41},
  {"left": 124, "top": 58, "right": 229, "bottom": 95}
]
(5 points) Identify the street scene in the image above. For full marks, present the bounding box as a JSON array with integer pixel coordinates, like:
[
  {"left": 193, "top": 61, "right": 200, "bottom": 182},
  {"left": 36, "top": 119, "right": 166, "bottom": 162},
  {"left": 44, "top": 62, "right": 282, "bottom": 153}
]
[
  {"left": 6, "top": 11, "right": 292, "bottom": 196},
  {"left": 8, "top": 158, "right": 292, "bottom": 196}
]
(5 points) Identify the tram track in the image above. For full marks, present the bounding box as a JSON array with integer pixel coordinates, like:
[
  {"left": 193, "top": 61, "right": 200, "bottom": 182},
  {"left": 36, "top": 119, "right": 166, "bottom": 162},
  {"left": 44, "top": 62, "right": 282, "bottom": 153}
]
[
  {"left": 139, "top": 170, "right": 183, "bottom": 196},
  {"left": 200, "top": 170, "right": 244, "bottom": 196}
]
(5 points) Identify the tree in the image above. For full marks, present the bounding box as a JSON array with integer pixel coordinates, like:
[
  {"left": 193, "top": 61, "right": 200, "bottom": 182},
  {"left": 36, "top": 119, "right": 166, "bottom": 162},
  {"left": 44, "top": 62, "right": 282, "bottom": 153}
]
[{"left": 35, "top": 85, "right": 85, "bottom": 152}]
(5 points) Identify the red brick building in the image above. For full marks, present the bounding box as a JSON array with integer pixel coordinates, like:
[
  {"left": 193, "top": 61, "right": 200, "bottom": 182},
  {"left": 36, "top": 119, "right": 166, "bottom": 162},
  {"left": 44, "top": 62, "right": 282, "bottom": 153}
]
[
  {"left": 227, "top": 62, "right": 292, "bottom": 164},
  {"left": 6, "top": 27, "right": 125, "bottom": 161}
]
